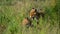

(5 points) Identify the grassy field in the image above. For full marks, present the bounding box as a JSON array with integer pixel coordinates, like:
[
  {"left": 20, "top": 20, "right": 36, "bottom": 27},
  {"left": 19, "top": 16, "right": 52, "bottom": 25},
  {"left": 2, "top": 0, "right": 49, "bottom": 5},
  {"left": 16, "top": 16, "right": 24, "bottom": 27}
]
[{"left": 0, "top": 0, "right": 60, "bottom": 34}]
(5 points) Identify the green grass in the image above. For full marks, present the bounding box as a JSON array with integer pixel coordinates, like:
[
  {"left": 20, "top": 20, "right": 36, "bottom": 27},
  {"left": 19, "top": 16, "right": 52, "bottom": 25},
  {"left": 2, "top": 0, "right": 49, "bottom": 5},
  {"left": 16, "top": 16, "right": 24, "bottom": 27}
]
[{"left": 0, "top": 0, "right": 60, "bottom": 34}]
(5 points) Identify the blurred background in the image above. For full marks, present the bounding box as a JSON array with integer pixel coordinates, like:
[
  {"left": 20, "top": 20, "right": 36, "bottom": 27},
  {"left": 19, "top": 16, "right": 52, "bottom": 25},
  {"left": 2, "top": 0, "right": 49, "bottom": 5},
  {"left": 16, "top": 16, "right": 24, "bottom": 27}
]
[{"left": 0, "top": 0, "right": 60, "bottom": 34}]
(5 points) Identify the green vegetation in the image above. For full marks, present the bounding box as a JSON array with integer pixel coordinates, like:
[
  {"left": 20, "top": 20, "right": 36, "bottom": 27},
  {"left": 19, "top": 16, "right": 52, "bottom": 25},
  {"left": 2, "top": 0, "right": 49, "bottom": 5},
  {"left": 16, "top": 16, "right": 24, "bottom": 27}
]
[{"left": 0, "top": 0, "right": 60, "bottom": 34}]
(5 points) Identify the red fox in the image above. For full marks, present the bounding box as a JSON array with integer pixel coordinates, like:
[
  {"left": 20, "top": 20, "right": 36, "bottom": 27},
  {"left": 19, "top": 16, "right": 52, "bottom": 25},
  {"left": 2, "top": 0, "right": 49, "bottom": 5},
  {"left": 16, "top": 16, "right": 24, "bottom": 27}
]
[
  {"left": 29, "top": 8, "right": 45, "bottom": 24},
  {"left": 29, "top": 8, "right": 37, "bottom": 20}
]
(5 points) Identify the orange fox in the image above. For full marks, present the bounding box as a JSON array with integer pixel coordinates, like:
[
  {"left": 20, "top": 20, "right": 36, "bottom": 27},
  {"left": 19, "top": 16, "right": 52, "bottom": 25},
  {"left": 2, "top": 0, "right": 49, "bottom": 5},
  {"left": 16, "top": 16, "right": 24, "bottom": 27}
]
[
  {"left": 29, "top": 8, "right": 45, "bottom": 24},
  {"left": 29, "top": 8, "right": 37, "bottom": 20}
]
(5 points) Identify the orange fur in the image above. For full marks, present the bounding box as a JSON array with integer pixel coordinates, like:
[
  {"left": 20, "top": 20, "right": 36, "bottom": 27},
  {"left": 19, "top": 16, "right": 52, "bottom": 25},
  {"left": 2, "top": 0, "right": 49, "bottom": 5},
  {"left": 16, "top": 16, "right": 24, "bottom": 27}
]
[
  {"left": 30, "top": 8, "right": 36, "bottom": 18},
  {"left": 22, "top": 18, "right": 29, "bottom": 26}
]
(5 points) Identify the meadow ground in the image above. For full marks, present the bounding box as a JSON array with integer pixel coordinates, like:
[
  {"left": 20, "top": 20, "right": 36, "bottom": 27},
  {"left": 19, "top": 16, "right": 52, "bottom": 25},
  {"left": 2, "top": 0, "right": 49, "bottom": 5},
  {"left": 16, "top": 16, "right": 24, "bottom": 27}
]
[{"left": 0, "top": 0, "right": 60, "bottom": 34}]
